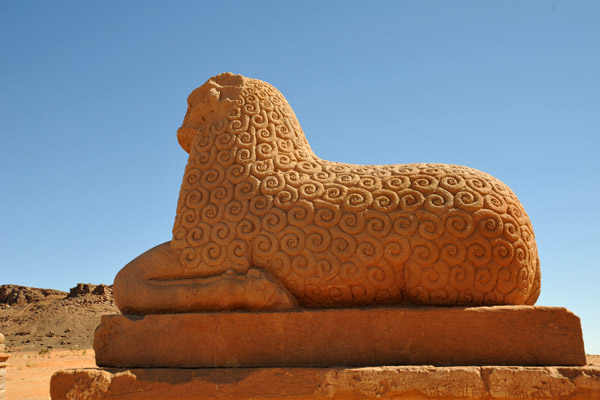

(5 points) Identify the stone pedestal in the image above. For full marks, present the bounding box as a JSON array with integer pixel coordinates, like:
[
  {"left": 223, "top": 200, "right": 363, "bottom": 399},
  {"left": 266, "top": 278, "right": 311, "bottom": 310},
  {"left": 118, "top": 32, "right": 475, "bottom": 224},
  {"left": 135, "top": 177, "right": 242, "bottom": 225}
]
[
  {"left": 0, "top": 333, "right": 8, "bottom": 400},
  {"left": 0, "top": 356, "right": 6, "bottom": 400},
  {"left": 51, "top": 306, "right": 599, "bottom": 399},
  {"left": 95, "top": 306, "right": 586, "bottom": 368},
  {"left": 51, "top": 365, "right": 600, "bottom": 400}
]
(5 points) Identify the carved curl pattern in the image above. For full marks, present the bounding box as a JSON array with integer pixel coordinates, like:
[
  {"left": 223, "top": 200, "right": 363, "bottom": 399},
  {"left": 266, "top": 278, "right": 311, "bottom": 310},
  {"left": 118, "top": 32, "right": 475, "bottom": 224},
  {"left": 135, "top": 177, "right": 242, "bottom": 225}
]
[{"left": 171, "top": 75, "right": 540, "bottom": 307}]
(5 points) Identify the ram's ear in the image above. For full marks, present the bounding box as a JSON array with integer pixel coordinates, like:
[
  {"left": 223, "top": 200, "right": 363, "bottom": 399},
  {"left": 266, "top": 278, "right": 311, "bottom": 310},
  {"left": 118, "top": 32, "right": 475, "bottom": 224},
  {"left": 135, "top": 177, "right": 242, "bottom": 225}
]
[
  {"left": 210, "top": 72, "right": 244, "bottom": 90},
  {"left": 177, "top": 127, "right": 195, "bottom": 153}
]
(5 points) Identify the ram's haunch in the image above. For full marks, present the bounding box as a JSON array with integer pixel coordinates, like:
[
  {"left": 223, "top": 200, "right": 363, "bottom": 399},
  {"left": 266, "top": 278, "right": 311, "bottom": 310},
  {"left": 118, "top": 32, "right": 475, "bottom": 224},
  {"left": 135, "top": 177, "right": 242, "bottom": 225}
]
[{"left": 114, "top": 73, "right": 540, "bottom": 314}]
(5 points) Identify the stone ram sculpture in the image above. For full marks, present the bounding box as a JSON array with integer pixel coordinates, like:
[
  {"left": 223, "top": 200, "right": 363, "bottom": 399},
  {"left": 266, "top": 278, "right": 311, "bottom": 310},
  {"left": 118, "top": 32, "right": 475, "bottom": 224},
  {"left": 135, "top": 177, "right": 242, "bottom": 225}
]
[{"left": 114, "top": 73, "right": 540, "bottom": 314}]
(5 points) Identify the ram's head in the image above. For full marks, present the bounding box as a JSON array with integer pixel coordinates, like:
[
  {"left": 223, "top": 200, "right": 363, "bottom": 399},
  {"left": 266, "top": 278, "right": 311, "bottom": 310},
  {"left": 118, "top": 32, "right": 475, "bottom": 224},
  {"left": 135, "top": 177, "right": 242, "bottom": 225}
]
[{"left": 177, "top": 72, "right": 244, "bottom": 153}]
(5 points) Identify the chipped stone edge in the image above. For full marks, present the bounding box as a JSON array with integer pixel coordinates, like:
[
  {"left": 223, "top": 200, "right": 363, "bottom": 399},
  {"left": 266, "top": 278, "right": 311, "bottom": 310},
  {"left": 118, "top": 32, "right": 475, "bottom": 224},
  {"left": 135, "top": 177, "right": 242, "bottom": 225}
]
[{"left": 50, "top": 366, "right": 600, "bottom": 400}]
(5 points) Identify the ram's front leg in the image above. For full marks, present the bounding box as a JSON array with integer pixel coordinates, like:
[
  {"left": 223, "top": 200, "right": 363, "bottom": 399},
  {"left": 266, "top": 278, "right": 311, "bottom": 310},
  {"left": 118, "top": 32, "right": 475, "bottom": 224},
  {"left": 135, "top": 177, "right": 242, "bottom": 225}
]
[{"left": 113, "top": 241, "right": 298, "bottom": 314}]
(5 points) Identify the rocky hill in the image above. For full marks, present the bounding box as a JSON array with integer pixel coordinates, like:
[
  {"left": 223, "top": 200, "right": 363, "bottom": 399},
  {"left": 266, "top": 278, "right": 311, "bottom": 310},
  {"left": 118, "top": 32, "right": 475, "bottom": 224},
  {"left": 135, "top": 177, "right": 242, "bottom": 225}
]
[{"left": 0, "top": 283, "right": 119, "bottom": 351}]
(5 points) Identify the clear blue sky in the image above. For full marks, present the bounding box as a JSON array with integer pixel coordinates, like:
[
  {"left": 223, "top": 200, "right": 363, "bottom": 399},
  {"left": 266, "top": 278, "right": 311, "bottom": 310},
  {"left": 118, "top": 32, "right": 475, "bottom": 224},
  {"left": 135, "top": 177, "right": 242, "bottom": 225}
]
[{"left": 1, "top": 1, "right": 599, "bottom": 353}]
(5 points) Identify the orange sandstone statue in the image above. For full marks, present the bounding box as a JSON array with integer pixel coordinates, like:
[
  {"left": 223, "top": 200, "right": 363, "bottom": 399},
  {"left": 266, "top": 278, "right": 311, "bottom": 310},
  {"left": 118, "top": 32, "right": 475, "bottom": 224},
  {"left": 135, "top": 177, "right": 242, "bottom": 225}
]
[{"left": 114, "top": 73, "right": 540, "bottom": 314}]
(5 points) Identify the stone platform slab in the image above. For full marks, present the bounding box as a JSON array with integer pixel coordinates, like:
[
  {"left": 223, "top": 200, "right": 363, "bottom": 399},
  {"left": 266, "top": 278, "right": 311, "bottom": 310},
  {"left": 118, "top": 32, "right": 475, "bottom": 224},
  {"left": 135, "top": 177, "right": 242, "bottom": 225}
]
[
  {"left": 94, "top": 306, "right": 586, "bottom": 368},
  {"left": 0, "top": 354, "right": 7, "bottom": 400},
  {"left": 50, "top": 365, "right": 600, "bottom": 400},
  {"left": 1, "top": 334, "right": 8, "bottom": 400}
]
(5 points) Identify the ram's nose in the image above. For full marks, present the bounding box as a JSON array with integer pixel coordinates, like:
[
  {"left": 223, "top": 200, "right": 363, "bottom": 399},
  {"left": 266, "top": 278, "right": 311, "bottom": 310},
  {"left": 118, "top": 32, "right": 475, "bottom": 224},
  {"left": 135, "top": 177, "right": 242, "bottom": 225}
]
[{"left": 176, "top": 127, "right": 196, "bottom": 154}]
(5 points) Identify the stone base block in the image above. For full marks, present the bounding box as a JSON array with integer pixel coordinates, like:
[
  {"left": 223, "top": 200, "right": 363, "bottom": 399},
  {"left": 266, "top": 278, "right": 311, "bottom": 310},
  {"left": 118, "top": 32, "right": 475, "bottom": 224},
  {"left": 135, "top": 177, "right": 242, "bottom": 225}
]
[
  {"left": 0, "top": 353, "right": 8, "bottom": 400},
  {"left": 94, "top": 306, "right": 586, "bottom": 368},
  {"left": 0, "top": 369, "right": 5, "bottom": 400},
  {"left": 50, "top": 365, "right": 600, "bottom": 400}
]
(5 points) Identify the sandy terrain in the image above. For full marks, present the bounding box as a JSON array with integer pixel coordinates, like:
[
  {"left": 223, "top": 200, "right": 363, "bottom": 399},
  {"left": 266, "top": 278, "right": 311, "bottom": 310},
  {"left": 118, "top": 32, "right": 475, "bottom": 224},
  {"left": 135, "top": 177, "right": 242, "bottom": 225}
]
[{"left": 5, "top": 349, "right": 96, "bottom": 400}]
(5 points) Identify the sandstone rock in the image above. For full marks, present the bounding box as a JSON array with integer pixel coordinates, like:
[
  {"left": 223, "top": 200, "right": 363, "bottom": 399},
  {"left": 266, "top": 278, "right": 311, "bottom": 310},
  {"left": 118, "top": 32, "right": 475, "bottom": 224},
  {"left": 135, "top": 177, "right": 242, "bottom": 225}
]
[
  {"left": 114, "top": 72, "right": 541, "bottom": 315},
  {"left": 94, "top": 306, "right": 585, "bottom": 368},
  {"left": 0, "top": 285, "right": 67, "bottom": 305},
  {"left": 92, "top": 284, "right": 112, "bottom": 297},
  {"left": 65, "top": 284, "right": 114, "bottom": 304},
  {"left": 50, "top": 365, "right": 600, "bottom": 400},
  {"left": 68, "top": 283, "right": 97, "bottom": 297}
]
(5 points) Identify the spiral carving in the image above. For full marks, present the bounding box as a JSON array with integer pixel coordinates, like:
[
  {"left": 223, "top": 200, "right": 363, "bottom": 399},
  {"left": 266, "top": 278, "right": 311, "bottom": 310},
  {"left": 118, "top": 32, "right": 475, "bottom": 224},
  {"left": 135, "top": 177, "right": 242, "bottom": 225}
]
[{"left": 170, "top": 73, "right": 540, "bottom": 308}]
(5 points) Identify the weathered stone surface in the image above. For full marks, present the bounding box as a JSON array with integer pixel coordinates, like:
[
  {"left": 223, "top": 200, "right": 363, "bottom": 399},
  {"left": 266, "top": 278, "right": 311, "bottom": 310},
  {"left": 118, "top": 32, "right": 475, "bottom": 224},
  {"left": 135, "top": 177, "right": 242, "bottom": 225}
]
[
  {"left": 114, "top": 72, "right": 541, "bottom": 315},
  {"left": 94, "top": 306, "right": 585, "bottom": 368},
  {"left": 0, "top": 369, "right": 5, "bottom": 400},
  {"left": 50, "top": 365, "right": 600, "bottom": 400},
  {"left": 0, "top": 340, "right": 8, "bottom": 400}
]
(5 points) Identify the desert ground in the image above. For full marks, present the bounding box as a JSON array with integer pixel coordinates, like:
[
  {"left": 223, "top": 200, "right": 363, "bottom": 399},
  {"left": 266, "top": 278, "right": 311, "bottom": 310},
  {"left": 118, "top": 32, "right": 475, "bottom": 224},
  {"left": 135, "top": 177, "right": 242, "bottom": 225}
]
[
  {"left": 6, "top": 349, "right": 96, "bottom": 400},
  {"left": 0, "top": 284, "right": 118, "bottom": 399},
  {"left": 1, "top": 285, "right": 599, "bottom": 400}
]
